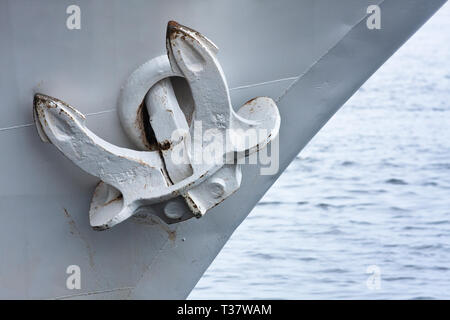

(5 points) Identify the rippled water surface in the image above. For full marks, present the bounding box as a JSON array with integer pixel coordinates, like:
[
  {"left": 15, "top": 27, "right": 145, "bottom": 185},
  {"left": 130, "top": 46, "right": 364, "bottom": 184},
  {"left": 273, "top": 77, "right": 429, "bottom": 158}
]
[{"left": 190, "top": 4, "right": 450, "bottom": 299}]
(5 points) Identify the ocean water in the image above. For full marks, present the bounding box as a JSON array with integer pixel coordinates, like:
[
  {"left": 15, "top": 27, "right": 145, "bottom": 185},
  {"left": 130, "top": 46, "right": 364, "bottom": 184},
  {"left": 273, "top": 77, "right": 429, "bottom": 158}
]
[{"left": 190, "top": 4, "right": 450, "bottom": 299}]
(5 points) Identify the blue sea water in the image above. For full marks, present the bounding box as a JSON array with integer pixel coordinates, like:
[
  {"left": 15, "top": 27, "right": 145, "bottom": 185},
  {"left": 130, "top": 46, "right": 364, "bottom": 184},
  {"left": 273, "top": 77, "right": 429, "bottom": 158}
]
[{"left": 190, "top": 4, "right": 450, "bottom": 299}]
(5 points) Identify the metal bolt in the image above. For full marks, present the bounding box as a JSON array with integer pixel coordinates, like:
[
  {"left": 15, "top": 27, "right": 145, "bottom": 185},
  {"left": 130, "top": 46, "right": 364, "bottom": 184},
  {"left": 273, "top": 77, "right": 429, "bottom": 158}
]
[
  {"left": 163, "top": 201, "right": 185, "bottom": 219},
  {"left": 209, "top": 178, "right": 226, "bottom": 199}
]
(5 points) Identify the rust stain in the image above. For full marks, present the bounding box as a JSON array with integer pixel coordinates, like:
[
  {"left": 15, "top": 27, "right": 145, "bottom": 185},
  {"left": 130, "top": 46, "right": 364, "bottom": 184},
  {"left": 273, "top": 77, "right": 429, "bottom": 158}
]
[
  {"left": 135, "top": 102, "right": 152, "bottom": 150},
  {"left": 131, "top": 214, "right": 177, "bottom": 241},
  {"left": 183, "top": 194, "right": 201, "bottom": 217},
  {"left": 63, "top": 208, "right": 96, "bottom": 269},
  {"left": 92, "top": 225, "right": 110, "bottom": 231},
  {"left": 167, "top": 20, "right": 196, "bottom": 43},
  {"left": 102, "top": 194, "right": 123, "bottom": 207},
  {"left": 245, "top": 97, "right": 258, "bottom": 105},
  {"left": 168, "top": 230, "right": 176, "bottom": 241},
  {"left": 34, "top": 93, "right": 86, "bottom": 118},
  {"left": 158, "top": 139, "right": 172, "bottom": 151},
  {"left": 135, "top": 102, "right": 160, "bottom": 151},
  {"left": 167, "top": 20, "right": 180, "bottom": 29},
  {"left": 158, "top": 219, "right": 177, "bottom": 242}
]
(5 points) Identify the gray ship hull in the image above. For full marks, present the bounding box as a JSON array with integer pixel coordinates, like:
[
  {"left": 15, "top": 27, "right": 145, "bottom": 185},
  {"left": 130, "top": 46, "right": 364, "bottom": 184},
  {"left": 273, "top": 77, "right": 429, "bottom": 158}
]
[{"left": 0, "top": 0, "right": 446, "bottom": 299}]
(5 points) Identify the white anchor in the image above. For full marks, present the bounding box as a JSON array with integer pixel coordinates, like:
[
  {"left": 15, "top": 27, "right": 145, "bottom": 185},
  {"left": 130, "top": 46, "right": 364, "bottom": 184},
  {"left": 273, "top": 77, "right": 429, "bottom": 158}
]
[{"left": 33, "top": 21, "right": 280, "bottom": 230}]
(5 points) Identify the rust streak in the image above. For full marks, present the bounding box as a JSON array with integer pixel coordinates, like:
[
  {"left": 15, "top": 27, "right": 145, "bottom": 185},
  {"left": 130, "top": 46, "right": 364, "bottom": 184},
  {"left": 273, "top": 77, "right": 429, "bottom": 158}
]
[{"left": 63, "top": 208, "right": 96, "bottom": 270}]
